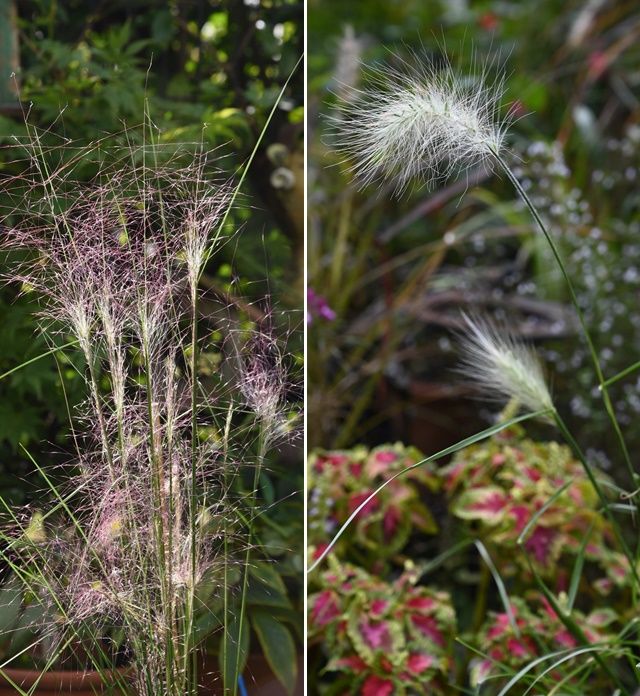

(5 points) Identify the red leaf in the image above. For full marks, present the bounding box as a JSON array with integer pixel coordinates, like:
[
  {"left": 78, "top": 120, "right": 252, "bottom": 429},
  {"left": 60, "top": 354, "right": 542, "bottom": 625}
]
[
  {"left": 411, "top": 615, "right": 445, "bottom": 646},
  {"left": 407, "top": 653, "right": 434, "bottom": 674},
  {"left": 362, "top": 675, "right": 394, "bottom": 696},
  {"left": 311, "top": 590, "right": 341, "bottom": 627}
]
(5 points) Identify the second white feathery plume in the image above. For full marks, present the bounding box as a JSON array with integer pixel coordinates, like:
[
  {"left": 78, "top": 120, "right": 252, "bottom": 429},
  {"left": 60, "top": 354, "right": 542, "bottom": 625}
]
[
  {"left": 332, "top": 53, "right": 510, "bottom": 193},
  {"left": 459, "top": 314, "right": 554, "bottom": 416}
]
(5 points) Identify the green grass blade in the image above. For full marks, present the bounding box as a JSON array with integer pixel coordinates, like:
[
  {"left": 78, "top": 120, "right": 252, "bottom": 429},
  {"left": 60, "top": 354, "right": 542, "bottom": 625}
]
[
  {"left": 475, "top": 540, "right": 519, "bottom": 637},
  {"left": 601, "top": 360, "right": 640, "bottom": 389},
  {"left": 418, "top": 538, "right": 474, "bottom": 578},
  {"left": 496, "top": 646, "right": 600, "bottom": 696},
  {"left": 566, "top": 521, "right": 594, "bottom": 613},
  {"left": 0, "top": 339, "right": 79, "bottom": 382},
  {"left": 516, "top": 479, "right": 572, "bottom": 545}
]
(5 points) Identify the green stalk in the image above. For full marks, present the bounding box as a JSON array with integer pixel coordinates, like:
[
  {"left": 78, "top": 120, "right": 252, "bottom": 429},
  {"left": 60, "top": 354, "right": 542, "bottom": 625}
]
[
  {"left": 0, "top": 339, "right": 79, "bottom": 382},
  {"left": 491, "top": 148, "right": 636, "bottom": 488},
  {"left": 140, "top": 323, "right": 174, "bottom": 694},
  {"left": 221, "top": 403, "right": 234, "bottom": 695},
  {"left": 553, "top": 412, "right": 639, "bottom": 586},
  {"left": 232, "top": 425, "right": 269, "bottom": 696},
  {"left": 524, "top": 554, "right": 633, "bottom": 693},
  {"left": 186, "top": 282, "right": 199, "bottom": 696}
]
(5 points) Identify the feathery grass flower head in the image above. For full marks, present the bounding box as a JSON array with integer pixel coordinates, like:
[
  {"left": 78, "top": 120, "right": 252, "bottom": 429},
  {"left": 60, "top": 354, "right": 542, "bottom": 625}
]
[
  {"left": 458, "top": 314, "right": 554, "bottom": 416},
  {"left": 331, "top": 51, "right": 511, "bottom": 194},
  {"left": 240, "top": 330, "right": 287, "bottom": 439}
]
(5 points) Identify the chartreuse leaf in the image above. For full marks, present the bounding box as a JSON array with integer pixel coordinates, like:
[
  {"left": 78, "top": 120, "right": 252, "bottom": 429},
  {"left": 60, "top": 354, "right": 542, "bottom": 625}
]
[
  {"left": 251, "top": 610, "right": 297, "bottom": 695},
  {"left": 221, "top": 611, "right": 249, "bottom": 689}
]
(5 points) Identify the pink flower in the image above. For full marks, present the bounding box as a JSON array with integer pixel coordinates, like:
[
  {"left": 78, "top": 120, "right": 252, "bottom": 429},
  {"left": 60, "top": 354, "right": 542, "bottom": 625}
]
[
  {"left": 336, "top": 655, "right": 367, "bottom": 673},
  {"left": 313, "top": 453, "right": 350, "bottom": 473},
  {"left": 406, "top": 596, "right": 435, "bottom": 611},
  {"left": 348, "top": 491, "right": 378, "bottom": 516},
  {"left": 374, "top": 450, "right": 397, "bottom": 464},
  {"left": 508, "top": 504, "right": 530, "bottom": 532},
  {"left": 555, "top": 629, "right": 578, "bottom": 649},
  {"left": 487, "top": 613, "right": 512, "bottom": 640},
  {"left": 506, "top": 637, "right": 535, "bottom": 658},
  {"left": 349, "top": 461, "right": 363, "bottom": 477},
  {"left": 470, "top": 491, "right": 508, "bottom": 515},
  {"left": 312, "top": 542, "right": 329, "bottom": 561},
  {"left": 370, "top": 599, "right": 388, "bottom": 616},
  {"left": 525, "top": 526, "right": 556, "bottom": 564},
  {"left": 307, "top": 287, "right": 337, "bottom": 324},
  {"left": 362, "top": 675, "right": 394, "bottom": 696}
]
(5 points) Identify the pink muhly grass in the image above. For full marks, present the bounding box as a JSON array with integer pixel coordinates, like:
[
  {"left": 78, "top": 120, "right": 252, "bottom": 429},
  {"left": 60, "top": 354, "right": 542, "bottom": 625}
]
[{"left": 0, "top": 145, "right": 288, "bottom": 695}]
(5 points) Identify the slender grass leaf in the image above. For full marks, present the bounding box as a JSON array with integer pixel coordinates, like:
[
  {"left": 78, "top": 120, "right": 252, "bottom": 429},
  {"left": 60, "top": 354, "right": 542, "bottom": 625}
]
[
  {"left": 517, "top": 480, "right": 572, "bottom": 545},
  {"left": 475, "top": 540, "right": 519, "bottom": 637},
  {"left": 566, "top": 521, "right": 594, "bottom": 613}
]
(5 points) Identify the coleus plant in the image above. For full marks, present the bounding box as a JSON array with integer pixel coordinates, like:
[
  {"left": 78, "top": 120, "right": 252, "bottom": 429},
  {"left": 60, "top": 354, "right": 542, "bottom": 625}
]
[
  {"left": 308, "top": 443, "right": 438, "bottom": 570},
  {"left": 308, "top": 559, "right": 456, "bottom": 696},
  {"left": 441, "top": 424, "right": 632, "bottom": 593},
  {"left": 470, "top": 594, "right": 619, "bottom": 691}
]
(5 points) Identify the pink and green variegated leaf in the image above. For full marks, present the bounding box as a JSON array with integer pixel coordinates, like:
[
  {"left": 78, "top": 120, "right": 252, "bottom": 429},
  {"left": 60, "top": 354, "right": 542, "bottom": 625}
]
[
  {"left": 585, "top": 607, "right": 618, "bottom": 628},
  {"left": 409, "top": 500, "right": 438, "bottom": 534},
  {"left": 346, "top": 601, "right": 405, "bottom": 666},
  {"left": 452, "top": 486, "right": 510, "bottom": 522}
]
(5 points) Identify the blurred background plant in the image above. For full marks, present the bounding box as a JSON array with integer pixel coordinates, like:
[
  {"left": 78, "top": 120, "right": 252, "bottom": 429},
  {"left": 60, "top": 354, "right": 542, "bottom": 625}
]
[{"left": 308, "top": 559, "right": 456, "bottom": 696}]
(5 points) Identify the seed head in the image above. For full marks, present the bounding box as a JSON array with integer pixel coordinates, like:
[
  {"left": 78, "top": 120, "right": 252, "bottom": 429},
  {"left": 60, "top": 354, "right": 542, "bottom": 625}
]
[
  {"left": 332, "top": 52, "right": 511, "bottom": 194},
  {"left": 458, "top": 314, "right": 554, "bottom": 416}
]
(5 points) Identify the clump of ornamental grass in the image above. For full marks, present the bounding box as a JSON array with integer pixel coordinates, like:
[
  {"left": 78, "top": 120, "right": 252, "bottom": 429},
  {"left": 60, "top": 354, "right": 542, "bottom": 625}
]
[{"left": 0, "top": 140, "right": 290, "bottom": 696}]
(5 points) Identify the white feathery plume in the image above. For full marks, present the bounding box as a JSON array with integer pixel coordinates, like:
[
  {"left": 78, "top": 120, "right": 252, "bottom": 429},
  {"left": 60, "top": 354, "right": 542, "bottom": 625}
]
[
  {"left": 331, "top": 51, "right": 511, "bottom": 194},
  {"left": 459, "top": 314, "right": 554, "bottom": 416}
]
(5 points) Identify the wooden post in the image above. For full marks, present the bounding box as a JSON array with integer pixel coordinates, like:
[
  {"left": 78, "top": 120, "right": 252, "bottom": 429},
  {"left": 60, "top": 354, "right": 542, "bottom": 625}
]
[{"left": 0, "top": 0, "right": 20, "bottom": 114}]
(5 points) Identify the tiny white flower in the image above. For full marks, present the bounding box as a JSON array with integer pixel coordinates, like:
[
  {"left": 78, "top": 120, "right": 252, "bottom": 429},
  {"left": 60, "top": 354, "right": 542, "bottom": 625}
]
[
  {"left": 459, "top": 313, "right": 554, "bottom": 416},
  {"left": 331, "top": 52, "right": 511, "bottom": 194}
]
